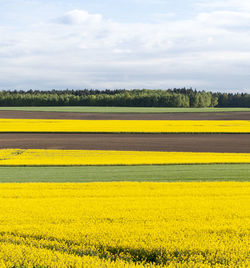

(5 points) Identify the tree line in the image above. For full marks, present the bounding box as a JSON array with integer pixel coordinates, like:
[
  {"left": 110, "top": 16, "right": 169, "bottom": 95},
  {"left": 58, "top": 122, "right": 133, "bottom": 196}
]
[{"left": 0, "top": 88, "right": 249, "bottom": 107}]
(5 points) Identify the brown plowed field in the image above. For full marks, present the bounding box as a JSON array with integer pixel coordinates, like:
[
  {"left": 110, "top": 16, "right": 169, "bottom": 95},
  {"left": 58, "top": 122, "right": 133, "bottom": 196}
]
[
  {"left": 1, "top": 111, "right": 248, "bottom": 153},
  {"left": 1, "top": 133, "right": 250, "bottom": 153},
  {"left": 0, "top": 110, "right": 250, "bottom": 120}
]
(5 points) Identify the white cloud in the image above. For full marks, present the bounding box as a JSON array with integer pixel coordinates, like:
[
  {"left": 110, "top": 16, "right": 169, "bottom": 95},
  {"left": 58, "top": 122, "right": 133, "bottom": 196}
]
[
  {"left": 151, "top": 12, "right": 176, "bottom": 23},
  {"left": 1, "top": 6, "right": 250, "bottom": 91},
  {"left": 197, "top": 11, "right": 250, "bottom": 27},
  {"left": 197, "top": 0, "right": 250, "bottom": 11},
  {"left": 56, "top": 9, "right": 103, "bottom": 26}
]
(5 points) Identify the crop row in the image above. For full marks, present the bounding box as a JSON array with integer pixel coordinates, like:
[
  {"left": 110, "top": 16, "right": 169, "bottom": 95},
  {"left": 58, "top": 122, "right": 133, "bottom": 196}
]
[
  {"left": 0, "top": 182, "right": 249, "bottom": 267},
  {"left": 0, "top": 119, "right": 250, "bottom": 133},
  {"left": 0, "top": 149, "right": 250, "bottom": 165}
]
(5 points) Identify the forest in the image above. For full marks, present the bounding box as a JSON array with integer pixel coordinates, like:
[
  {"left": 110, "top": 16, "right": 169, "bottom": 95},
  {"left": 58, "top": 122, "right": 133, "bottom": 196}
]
[{"left": 0, "top": 88, "right": 249, "bottom": 107}]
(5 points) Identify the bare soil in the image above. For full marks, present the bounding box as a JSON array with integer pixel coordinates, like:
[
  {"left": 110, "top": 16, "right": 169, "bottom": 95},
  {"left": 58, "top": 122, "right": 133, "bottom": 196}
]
[
  {"left": 0, "top": 110, "right": 250, "bottom": 120},
  {"left": 1, "top": 133, "right": 249, "bottom": 153},
  {"left": 1, "top": 111, "right": 248, "bottom": 153}
]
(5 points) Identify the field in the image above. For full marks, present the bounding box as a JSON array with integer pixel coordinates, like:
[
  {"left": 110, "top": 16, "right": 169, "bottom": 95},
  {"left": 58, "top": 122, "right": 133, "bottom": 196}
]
[
  {"left": 1, "top": 149, "right": 250, "bottom": 165},
  {"left": 0, "top": 164, "right": 249, "bottom": 182},
  {"left": 1, "top": 109, "right": 250, "bottom": 120},
  {"left": 1, "top": 106, "right": 250, "bottom": 113},
  {"left": 0, "top": 109, "right": 249, "bottom": 267},
  {"left": 1, "top": 119, "right": 250, "bottom": 133},
  {"left": 1, "top": 182, "right": 249, "bottom": 267},
  {"left": 1, "top": 133, "right": 250, "bottom": 152}
]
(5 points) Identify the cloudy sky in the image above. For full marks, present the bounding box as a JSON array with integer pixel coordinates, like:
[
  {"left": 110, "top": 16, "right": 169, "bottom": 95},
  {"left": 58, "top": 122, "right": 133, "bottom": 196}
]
[{"left": 0, "top": 0, "right": 250, "bottom": 92}]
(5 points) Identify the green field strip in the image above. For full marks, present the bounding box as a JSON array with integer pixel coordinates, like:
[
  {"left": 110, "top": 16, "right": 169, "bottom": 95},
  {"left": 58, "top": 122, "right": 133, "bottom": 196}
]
[
  {"left": 0, "top": 164, "right": 249, "bottom": 182},
  {"left": 0, "top": 106, "right": 250, "bottom": 113}
]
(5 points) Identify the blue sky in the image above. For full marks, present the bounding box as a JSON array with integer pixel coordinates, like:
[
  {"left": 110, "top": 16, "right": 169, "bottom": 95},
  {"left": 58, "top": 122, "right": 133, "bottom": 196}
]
[
  {"left": 0, "top": 0, "right": 197, "bottom": 25},
  {"left": 0, "top": 0, "right": 250, "bottom": 91}
]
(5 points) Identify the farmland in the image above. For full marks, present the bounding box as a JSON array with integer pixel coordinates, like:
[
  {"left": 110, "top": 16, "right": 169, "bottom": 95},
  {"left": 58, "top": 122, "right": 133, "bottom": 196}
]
[
  {"left": 1, "top": 109, "right": 250, "bottom": 120},
  {"left": 0, "top": 108, "right": 249, "bottom": 267},
  {"left": 0, "top": 164, "right": 249, "bottom": 182},
  {"left": 0, "top": 182, "right": 249, "bottom": 267},
  {"left": 1, "top": 133, "right": 250, "bottom": 152},
  {"left": 0, "top": 106, "right": 250, "bottom": 113},
  {"left": 1, "top": 149, "right": 250, "bottom": 165},
  {"left": 1, "top": 119, "right": 250, "bottom": 133}
]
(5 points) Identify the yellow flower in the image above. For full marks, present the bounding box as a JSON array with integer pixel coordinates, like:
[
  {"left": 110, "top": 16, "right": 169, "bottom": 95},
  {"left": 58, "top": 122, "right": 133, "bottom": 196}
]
[
  {"left": 0, "top": 119, "right": 249, "bottom": 133},
  {"left": 0, "top": 182, "right": 249, "bottom": 267},
  {"left": 0, "top": 149, "right": 250, "bottom": 165}
]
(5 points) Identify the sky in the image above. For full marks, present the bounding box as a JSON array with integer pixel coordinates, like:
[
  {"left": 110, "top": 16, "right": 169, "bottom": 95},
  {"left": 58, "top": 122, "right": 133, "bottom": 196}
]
[{"left": 0, "top": 0, "right": 250, "bottom": 92}]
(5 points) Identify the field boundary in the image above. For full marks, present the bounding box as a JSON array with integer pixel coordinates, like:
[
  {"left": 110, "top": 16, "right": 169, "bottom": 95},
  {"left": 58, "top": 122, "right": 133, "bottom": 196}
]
[
  {"left": 1, "top": 131, "right": 250, "bottom": 134},
  {"left": 1, "top": 106, "right": 250, "bottom": 113},
  {"left": 1, "top": 163, "right": 250, "bottom": 167}
]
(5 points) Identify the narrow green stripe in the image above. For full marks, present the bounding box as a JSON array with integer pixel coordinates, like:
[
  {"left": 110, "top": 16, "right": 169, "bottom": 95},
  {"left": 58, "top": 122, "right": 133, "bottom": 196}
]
[{"left": 0, "top": 164, "right": 249, "bottom": 182}]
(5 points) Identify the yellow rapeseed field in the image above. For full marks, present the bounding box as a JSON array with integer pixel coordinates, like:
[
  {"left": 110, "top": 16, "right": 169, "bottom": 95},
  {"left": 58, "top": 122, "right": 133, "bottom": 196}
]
[
  {"left": 0, "top": 182, "right": 249, "bottom": 267},
  {"left": 1, "top": 149, "right": 250, "bottom": 165},
  {"left": 0, "top": 119, "right": 250, "bottom": 133}
]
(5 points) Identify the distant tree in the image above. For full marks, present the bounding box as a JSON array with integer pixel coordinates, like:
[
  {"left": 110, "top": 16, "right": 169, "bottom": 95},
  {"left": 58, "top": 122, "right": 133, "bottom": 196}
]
[{"left": 0, "top": 89, "right": 249, "bottom": 107}]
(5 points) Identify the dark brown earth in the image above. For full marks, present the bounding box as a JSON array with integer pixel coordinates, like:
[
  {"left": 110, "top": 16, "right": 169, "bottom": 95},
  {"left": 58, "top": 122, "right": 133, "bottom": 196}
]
[
  {"left": 0, "top": 111, "right": 250, "bottom": 120},
  {"left": 1, "top": 111, "right": 248, "bottom": 153},
  {"left": 1, "top": 133, "right": 250, "bottom": 153}
]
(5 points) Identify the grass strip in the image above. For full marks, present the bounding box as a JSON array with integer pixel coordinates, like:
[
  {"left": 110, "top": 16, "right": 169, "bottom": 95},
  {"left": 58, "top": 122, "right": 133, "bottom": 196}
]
[{"left": 0, "top": 164, "right": 249, "bottom": 182}]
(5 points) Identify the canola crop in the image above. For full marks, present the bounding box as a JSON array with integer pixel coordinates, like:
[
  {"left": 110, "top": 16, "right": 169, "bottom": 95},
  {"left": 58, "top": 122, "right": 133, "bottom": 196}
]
[
  {"left": 1, "top": 149, "right": 250, "bottom": 165},
  {"left": 0, "top": 119, "right": 250, "bottom": 133},
  {"left": 0, "top": 182, "right": 249, "bottom": 267}
]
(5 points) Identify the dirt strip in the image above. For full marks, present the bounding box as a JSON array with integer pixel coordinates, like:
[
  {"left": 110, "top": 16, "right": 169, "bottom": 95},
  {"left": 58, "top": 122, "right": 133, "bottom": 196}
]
[
  {"left": 0, "top": 133, "right": 250, "bottom": 153},
  {"left": 0, "top": 110, "right": 250, "bottom": 120}
]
